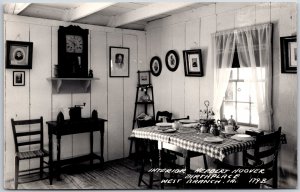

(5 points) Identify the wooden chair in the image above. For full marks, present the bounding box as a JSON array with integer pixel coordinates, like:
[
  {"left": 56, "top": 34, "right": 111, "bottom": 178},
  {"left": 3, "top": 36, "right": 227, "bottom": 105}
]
[
  {"left": 130, "top": 111, "right": 172, "bottom": 163},
  {"left": 214, "top": 160, "right": 264, "bottom": 189},
  {"left": 155, "top": 113, "right": 208, "bottom": 188},
  {"left": 243, "top": 127, "right": 282, "bottom": 188},
  {"left": 171, "top": 115, "right": 190, "bottom": 122},
  {"left": 11, "top": 117, "right": 52, "bottom": 189},
  {"left": 137, "top": 139, "right": 160, "bottom": 188},
  {"left": 138, "top": 111, "right": 176, "bottom": 188},
  {"left": 156, "top": 111, "right": 172, "bottom": 122}
]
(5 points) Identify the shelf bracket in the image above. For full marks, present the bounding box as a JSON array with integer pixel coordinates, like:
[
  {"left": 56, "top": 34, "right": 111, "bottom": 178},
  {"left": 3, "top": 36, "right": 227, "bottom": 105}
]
[
  {"left": 80, "top": 80, "right": 91, "bottom": 92},
  {"left": 56, "top": 79, "right": 63, "bottom": 93},
  {"left": 47, "top": 77, "right": 99, "bottom": 93}
]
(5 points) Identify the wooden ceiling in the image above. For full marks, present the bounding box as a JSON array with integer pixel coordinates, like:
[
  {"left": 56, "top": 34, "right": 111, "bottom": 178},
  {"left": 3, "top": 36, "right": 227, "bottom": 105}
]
[{"left": 4, "top": 2, "right": 212, "bottom": 30}]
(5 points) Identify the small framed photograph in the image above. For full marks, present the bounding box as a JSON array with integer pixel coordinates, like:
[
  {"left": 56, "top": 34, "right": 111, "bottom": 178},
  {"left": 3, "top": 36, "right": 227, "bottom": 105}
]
[
  {"left": 150, "top": 56, "right": 162, "bottom": 77},
  {"left": 165, "top": 50, "right": 179, "bottom": 72},
  {"left": 109, "top": 46, "right": 130, "bottom": 77},
  {"left": 138, "top": 71, "right": 151, "bottom": 86},
  {"left": 281, "top": 36, "right": 297, "bottom": 73},
  {"left": 183, "top": 49, "right": 203, "bottom": 77},
  {"left": 13, "top": 71, "right": 25, "bottom": 86},
  {"left": 6, "top": 41, "right": 33, "bottom": 69}
]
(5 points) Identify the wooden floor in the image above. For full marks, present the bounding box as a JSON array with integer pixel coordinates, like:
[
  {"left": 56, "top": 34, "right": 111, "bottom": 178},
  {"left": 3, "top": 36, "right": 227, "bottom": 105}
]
[
  {"left": 5, "top": 158, "right": 163, "bottom": 190},
  {"left": 5, "top": 158, "right": 297, "bottom": 189}
]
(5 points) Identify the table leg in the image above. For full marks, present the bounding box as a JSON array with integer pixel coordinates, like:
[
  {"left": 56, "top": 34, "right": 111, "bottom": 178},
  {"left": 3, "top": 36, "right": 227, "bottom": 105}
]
[
  {"left": 90, "top": 131, "right": 93, "bottom": 165},
  {"left": 100, "top": 129, "right": 104, "bottom": 169},
  {"left": 159, "top": 148, "right": 164, "bottom": 189},
  {"left": 48, "top": 130, "right": 53, "bottom": 185},
  {"left": 185, "top": 155, "right": 191, "bottom": 174},
  {"left": 57, "top": 135, "right": 61, "bottom": 181},
  {"left": 183, "top": 154, "right": 190, "bottom": 188}
]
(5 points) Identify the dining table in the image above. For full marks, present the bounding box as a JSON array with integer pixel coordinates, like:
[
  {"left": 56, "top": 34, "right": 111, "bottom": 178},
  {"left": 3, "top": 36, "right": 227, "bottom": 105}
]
[
  {"left": 131, "top": 125, "right": 256, "bottom": 188},
  {"left": 131, "top": 124, "right": 287, "bottom": 189},
  {"left": 131, "top": 126, "right": 255, "bottom": 162}
]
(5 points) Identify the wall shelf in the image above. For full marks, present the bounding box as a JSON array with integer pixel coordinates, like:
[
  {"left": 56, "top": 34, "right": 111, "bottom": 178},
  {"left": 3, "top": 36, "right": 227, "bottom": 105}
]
[{"left": 47, "top": 77, "right": 100, "bottom": 93}]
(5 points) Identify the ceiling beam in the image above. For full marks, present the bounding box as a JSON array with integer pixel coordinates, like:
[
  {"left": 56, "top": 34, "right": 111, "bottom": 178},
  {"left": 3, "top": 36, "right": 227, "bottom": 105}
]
[
  {"left": 4, "top": 3, "right": 31, "bottom": 15},
  {"left": 107, "top": 2, "right": 196, "bottom": 27},
  {"left": 63, "top": 2, "right": 117, "bottom": 22}
]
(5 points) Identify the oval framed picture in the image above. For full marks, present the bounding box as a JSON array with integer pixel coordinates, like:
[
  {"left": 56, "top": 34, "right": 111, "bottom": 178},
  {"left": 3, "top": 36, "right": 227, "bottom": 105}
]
[
  {"left": 150, "top": 56, "right": 162, "bottom": 76},
  {"left": 165, "top": 50, "right": 179, "bottom": 72}
]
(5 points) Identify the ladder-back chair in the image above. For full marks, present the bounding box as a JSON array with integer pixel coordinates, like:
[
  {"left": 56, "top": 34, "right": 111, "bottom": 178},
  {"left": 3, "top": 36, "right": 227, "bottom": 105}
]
[
  {"left": 243, "top": 127, "right": 282, "bottom": 188},
  {"left": 11, "top": 117, "right": 52, "bottom": 189}
]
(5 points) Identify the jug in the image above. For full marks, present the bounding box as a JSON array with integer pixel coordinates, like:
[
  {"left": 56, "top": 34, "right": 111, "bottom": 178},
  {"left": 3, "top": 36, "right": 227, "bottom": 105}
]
[
  {"left": 200, "top": 123, "right": 208, "bottom": 133},
  {"left": 228, "top": 115, "right": 239, "bottom": 131},
  {"left": 217, "top": 118, "right": 228, "bottom": 131},
  {"left": 209, "top": 124, "right": 219, "bottom": 136},
  {"left": 172, "top": 121, "right": 180, "bottom": 130}
]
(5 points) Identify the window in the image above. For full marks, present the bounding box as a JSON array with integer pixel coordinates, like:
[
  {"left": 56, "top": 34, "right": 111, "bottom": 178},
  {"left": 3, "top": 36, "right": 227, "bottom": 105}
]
[
  {"left": 222, "top": 49, "right": 260, "bottom": 127},
  {"left": 222, "top": 68, "right": 259, "bottom": 127}
]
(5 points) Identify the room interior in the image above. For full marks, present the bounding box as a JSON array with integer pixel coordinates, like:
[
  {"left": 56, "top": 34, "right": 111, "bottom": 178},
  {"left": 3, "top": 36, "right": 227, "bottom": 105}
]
[{"left": 2, "top": 2, "right": 297, "bottom": 190}]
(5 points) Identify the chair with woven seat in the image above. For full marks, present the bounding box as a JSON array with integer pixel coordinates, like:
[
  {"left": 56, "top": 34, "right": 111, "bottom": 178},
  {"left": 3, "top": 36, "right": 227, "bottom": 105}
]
[
  {"left": 243, "top": 127, "right": 282, "bottom": 188},
  {"left": 11, "top": 117, "right": 52, "bottom": 189}
]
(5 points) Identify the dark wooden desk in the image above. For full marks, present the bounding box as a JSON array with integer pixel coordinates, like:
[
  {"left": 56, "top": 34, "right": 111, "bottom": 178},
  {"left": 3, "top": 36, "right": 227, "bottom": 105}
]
[{"left": 46, "top": 118, "right": 107, "bottom": 182}]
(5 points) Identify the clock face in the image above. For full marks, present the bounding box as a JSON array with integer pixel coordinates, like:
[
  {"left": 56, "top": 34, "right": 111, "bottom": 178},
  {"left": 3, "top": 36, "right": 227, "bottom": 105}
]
[{"left": 66, "top": 35, "right": 83, "bottom": 53}]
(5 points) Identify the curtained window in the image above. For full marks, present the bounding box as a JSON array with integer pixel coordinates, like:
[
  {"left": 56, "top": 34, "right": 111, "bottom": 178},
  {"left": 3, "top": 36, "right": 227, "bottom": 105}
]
[{"left": 212, "top": 23, "right": 273, "bottom": 131}]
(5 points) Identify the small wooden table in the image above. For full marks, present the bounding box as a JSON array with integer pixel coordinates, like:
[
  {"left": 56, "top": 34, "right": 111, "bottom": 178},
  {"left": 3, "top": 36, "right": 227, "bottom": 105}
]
[{"left": 46, "top": 118, "right": 107, "bottom": 182}]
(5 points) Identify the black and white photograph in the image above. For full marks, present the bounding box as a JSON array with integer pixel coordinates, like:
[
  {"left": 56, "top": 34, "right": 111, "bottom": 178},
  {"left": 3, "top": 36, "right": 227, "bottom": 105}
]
[
  {"left": 138, "top": 71, "right": 151, "bottom": 86},
  {"left": 2, "top": 1, "right": 298, "bottom": 191},
  {"left": 150, "top": 56, "right": 162, "bottom": 76},
  {"left": 13, "top": 71, "right": 25, "bottom": 86},
  {"left": 165, "top": 50, "right": 179, "bottom": 72},
  {"left": 6, "top": 41, "right": 33, "bottom": 69},
  {"left": 289, "top": 42, "right": 297, "bottom": 67},
  {"left": 183, "top": 49, "right": 203, "bottom": 76},
  {"left": 109, "top": 46, "right": 129, "bottom": 77},
  {"left": 281, "top": 35, "right": 297, "bottom": 73}
]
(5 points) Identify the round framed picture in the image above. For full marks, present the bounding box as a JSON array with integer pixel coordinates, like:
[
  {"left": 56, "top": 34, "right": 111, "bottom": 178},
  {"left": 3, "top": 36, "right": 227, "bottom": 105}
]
[
  {"left": 165, "top": 50, "right": 179, "bottom": 72},
  {"left": 150, "top": 56, "right": 162, "bottom": 76}
]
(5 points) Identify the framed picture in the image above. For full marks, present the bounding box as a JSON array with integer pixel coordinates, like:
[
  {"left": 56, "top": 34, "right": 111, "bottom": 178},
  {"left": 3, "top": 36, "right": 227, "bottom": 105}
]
[
  {"left": 281, "top": 36, "right": 297, "bottom": 73},
  {"left": 13, "top": 71, "right": 25, "bottom": 86},
  {"left": 138, "top": 71, "right": 151, "bottom": 86},
  {"left": 183, "top": 49, "right": 203, "bottom": 77},
  {"left": 6, "top": 41, "right": 33, "bottom": 69},
  {"left": 150, "top": 56, "right": 162, "bottom": 77},
  {"left": 165, "top": 50, "right": 179, "bottom": 72},
  {"left": 109, "top": 46, "right": 130, "bottom": 77}
]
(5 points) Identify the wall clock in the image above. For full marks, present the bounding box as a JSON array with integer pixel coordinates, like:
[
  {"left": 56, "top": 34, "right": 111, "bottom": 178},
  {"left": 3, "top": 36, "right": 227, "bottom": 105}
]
[{"left": 58, "top": 25, "right": 89, "bottom": 78}]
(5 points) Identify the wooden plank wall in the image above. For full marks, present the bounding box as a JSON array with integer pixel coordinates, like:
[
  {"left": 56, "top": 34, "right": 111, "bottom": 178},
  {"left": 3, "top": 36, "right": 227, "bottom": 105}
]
[
  {"left": 4, "top": 15, "right": 146, "bottom": 182},
  {"left": 5, "top": 21, "right": 31, "bottom": 175},
  {"left": 146, "top": 2, "right": 297, "bottom": 171}
]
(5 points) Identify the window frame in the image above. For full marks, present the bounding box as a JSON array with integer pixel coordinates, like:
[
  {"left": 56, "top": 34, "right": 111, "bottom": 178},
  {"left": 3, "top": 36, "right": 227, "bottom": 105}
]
[{"left": 222, "top": 68, "right": 258, "bottom": 128}]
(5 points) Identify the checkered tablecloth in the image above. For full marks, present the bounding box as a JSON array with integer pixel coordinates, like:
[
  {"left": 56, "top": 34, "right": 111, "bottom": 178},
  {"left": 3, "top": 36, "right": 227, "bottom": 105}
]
[
  {"left": 131, "top": 126, "right": 255, "bottom": 161},
  {"left": 131, "top": 126, "right": 174, "bottom": 143}
]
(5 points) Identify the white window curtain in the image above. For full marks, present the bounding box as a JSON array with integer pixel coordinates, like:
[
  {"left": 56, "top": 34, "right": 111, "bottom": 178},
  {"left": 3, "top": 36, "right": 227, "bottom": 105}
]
[
  {"left": 212, "top": 31, "right": 236, "bottom": 120},
  {"left": 212, "top": 23, "right": 273, "bottom": 131}
]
